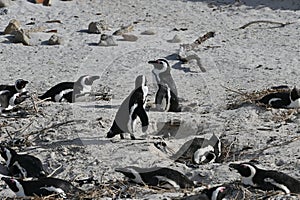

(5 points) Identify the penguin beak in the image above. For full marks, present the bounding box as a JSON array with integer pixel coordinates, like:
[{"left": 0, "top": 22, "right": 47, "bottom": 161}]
[
  {"left": 229, "top": 163, "right": 240, "bottom": 171},
  {"left": 89, "top": 76, "right": 100, "bottom": 82},
  {"left": 148, "top": 60, "right": 158, "bottom": 64}
]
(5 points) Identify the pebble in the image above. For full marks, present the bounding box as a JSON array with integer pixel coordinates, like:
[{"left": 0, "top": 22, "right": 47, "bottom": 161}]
[
  {"left": 4, "top": 19, "right": 21, "bottom": 34},
  {"left": 88, "top": 21, "right": 109, "bottom": 34},
  {"left": 34, "top": 0, "right": 51, "bottom": 6},
  {"left": 13, "top": 29, "right": 30, "bottom": 45},
  {"left": 121, "top": 34, "right": 138, "bottom": 42},
  {"left": 113, "top": 24, "right": 133, "bottom": 36},
  {"left": 98, "top": 34, "right": 117, "bottom": 46},
  {"left": 275, "top": 159, "right": 285, "bottom": 166},
  {"left": 0, "top": 8, "right": 8, "bottom": 15},
  {"left": 167, "top": 34, "right": 182, "bottom": 43},
  {"left": 140, "top": 30, "right": 155, "bottom": 35},
  {"left": 48, "top": 34, "right": 63, "bottom": 45}
]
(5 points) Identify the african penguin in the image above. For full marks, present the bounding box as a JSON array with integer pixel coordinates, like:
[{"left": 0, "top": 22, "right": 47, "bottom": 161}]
[
  {"left": 107, "top": 75, "right": 149, "bottom": 140},
  {"left": 38, "top": 75, "right": 100, "bottom": 103},
  {"left": 181, "top": 186, "right": 227, "bottom": 200},
  {"left": 257, "top": 86, "right": 300, "bottom": 108},
  {"left": 148, "top": 59, "right": 180, "bottom": 112},
  {"left": 229, "top": 162, "right": 300, "bottom": 194},
  {"left": 0, "top": 91, "right": 29, "bottom": 113},
  {"left": 171, "top": 134, "right": 222, "bottom": 166},
  {"left": 0, "top": 146, "right": 47, "bottom": 178},
  {"left": 0, "top": 79, "right": 29, "bottom": 94},
  {"left": 115, "top": 166, "right": 194, "bottom": 190},
  {"left": 1, "top": 177, "right": 81, "bottom": 198}
]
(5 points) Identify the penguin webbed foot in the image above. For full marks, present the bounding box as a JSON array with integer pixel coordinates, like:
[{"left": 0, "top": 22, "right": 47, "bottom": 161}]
[{"left": 142, "top": 125, "right": 148, "bottom": 133}]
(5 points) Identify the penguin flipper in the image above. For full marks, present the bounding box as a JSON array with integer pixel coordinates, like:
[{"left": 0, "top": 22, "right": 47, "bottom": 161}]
[{"left": 135, "top": 106, "right": 149, "bottom": 132}]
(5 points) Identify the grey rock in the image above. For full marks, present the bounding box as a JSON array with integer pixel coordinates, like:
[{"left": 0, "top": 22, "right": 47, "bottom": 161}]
[
  {"left": 48, "top": 34, "right": 63, "bottom": 45},
  {"left": 98, "top": 34, "right": 117, "bottom": 46}
]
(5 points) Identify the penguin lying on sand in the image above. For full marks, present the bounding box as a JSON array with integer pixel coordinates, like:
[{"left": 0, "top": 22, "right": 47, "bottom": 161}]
[
  {"left": 171, "top": 134, "right": 222, "bottom": 166},
  {"left": 257, "top": 86, "right": 300, "bottom": 108},
  {"left": 229, "top": 162, "right": 300, "bottom": 194},
  {"left": 0, "top": 146, "right": 47, "bottom": 178},
  {"left": 115, "top": 166, "right": 194, "bottom": 190},
  {"left": 148, "top": 59, "right": 180, "bottom": 112},
  {"left": 0, "top": 91, "right": 29, "bottom": 112},
  {"left": 38, "top": 75, "right": 99, "bottom": 103},
  {"left": 180, "top": 186, "right": 227, "bottom": 200},
  {"left": 1, "top": 176, "right": 81, "bottom": 198},
  {"left": 107, "top": 75, "right": 149, "bottom": 140}
]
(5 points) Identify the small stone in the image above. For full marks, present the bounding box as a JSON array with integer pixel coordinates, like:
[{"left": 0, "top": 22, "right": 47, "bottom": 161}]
[
  {"left": 13, "top": 29, "right": 30, "bottom": 45},
  {"left": 141, "top": 30, "right": 155, "bottom": 35},
  {"left": 4, "top": 19, "right": 21, "bottom": 34},
  {"left": 98, "top": 34, "right": 117, "bottom": 46},
  {"left": 0, "top": 0, "right": 11, "bottom": 8},
  {"left": 0, "top": 8, "right": 8, "bottom": 15},
  {"left": 113, "top": 24, "right": 134, "bottom": 36},
  {"left": 167, "top": 34, "right": 182, "bottom": 43},
  {"left": 48, "top": 34, "right": 63, "bottom": 45},
  {"left": 275, "top": 159, "right": 285, "bottom": 166},
  {"left": 121, "top": 34, "right": 138, "bottom": 42},
  {"left": 88, "top": 21, "right": 103, "bottom": 34},
  {"left": 34, "top": 0, "right": 51, "bottom": 6}
]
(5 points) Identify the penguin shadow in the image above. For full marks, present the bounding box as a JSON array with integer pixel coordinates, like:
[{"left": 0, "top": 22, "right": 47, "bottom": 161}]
[
  {"left": 37, "top": 137, "right": 111, "bottom": 148},
  {"left": 79, "top": 104, "right": 119, "bottom": 109},
  {"left": 87, "top": 42, "right": 100, "bottom": 46},
  {"left": 164, "top": 54, "right": 199, "bottom": 73}
]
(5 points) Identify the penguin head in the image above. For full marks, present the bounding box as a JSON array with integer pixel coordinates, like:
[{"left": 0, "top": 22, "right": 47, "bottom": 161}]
[
  {"left": 209, "top": 134, "right": 222, "bottom": 158},
  {"left": 290, "top": 86, "right": 300, "bottom": 101},
  {"left": 229, "top": 162, "right": 257, "bottom": 179},
  {"left": 15, "top": 79, "right": 29, "bottom": 92},
  {"left": 77, "top": 75, "right": 100, "bottom": 86},
  {"left": 203, "top": 186, "right": 227, "bottom": 200},
  {"left": 115, "top": 167, "right": 144, "bottom": 184},
  {"left": 135, "top": 75, "right": 147, "bottom": 88},
  {"left": 0, "top": 146, "right": 16, "bottom": 162},
  {"left": 148, "top": 59, "right": 170, "bottom": 71}
]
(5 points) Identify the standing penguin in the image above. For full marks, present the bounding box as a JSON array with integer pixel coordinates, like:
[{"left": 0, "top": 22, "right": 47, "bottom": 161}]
[
  {"left": 1, "top": 177, "right": 82, "bottom": 198},
  {"left": 148, "top": 59, "right": 180, "bottom": 112},
  {"left": 229, "top": 162, "right": 300, "bottom": 194},
  {"left": 0, "top": 79, "right": 29, "bottom": 94},
  {"left": 115, "top": 166, "right": 194, "bottom": 190},
  {"left": 107, "top": 75, "right": 149, "bottom": 140},
  {"left": 38, "top": 75, "right": 99, "bottom": 103},
  {"left": 257, "top": 86, "right": 300, "bottom": 108},
  {"left": 0, "top": 146, "right": 47, "bottom": 178}
]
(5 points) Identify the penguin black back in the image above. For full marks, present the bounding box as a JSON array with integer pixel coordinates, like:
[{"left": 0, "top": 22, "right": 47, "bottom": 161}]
[
  {"left": 257, "top": 87, "right": 300, "bottom": 108},
  {"left": 115, "top": 166, "right": 194, "bottom": 189},
  {"left": 38, "top": 75, "right": 99, "bottom": 102}
]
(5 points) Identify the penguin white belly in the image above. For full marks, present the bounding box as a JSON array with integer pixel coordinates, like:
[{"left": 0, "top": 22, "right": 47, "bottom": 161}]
[
  {"left": 154, "top": 176, "right": 180, "bottom": 190},
  {"left": 127, "top": 103, "right": 138, "bottom": 133},
  {"left": 13, "top": 161, "right": 27, "bottom": 178},
  {"left": 287, "top": 98, "right": 300, "bottom": 108},
  {"left": 193, "top": 145, "right": 214, "bottom": 164},
  {"left": 14, "top": 181, "right": 26, "bottom": 197},
  {"left": 82, "top": 85, "right": 92, "bottom": 94},
  {"left": 268, "top": 98, "right": 281, "bottom": 105},
  {"left": 8, "top": 93, "right": 19, "bottom": 107},
  {"left": 40, "top": 186, "right": 66, "bottom": 198},
  {"left": 264, "top": 178, "right": 290, "bottom": 194},
  {"left": 55, "top": 89, "right": 73, "bottom": 102}
]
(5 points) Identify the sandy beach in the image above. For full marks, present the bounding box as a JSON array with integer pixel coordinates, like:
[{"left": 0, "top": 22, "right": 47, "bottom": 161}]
[{"left": 0, "top": 0, "right": 300, "bottom": 199}]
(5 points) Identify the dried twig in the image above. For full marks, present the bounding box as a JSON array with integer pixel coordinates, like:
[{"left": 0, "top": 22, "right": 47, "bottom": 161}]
[{"left": 239, "top": 20, "right": 294, "bottom": 29}]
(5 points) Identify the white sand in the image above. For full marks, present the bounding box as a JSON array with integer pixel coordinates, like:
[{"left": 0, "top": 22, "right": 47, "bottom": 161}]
[{"left": 0, "top": 0, "right": 300, "bottom": 199}]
